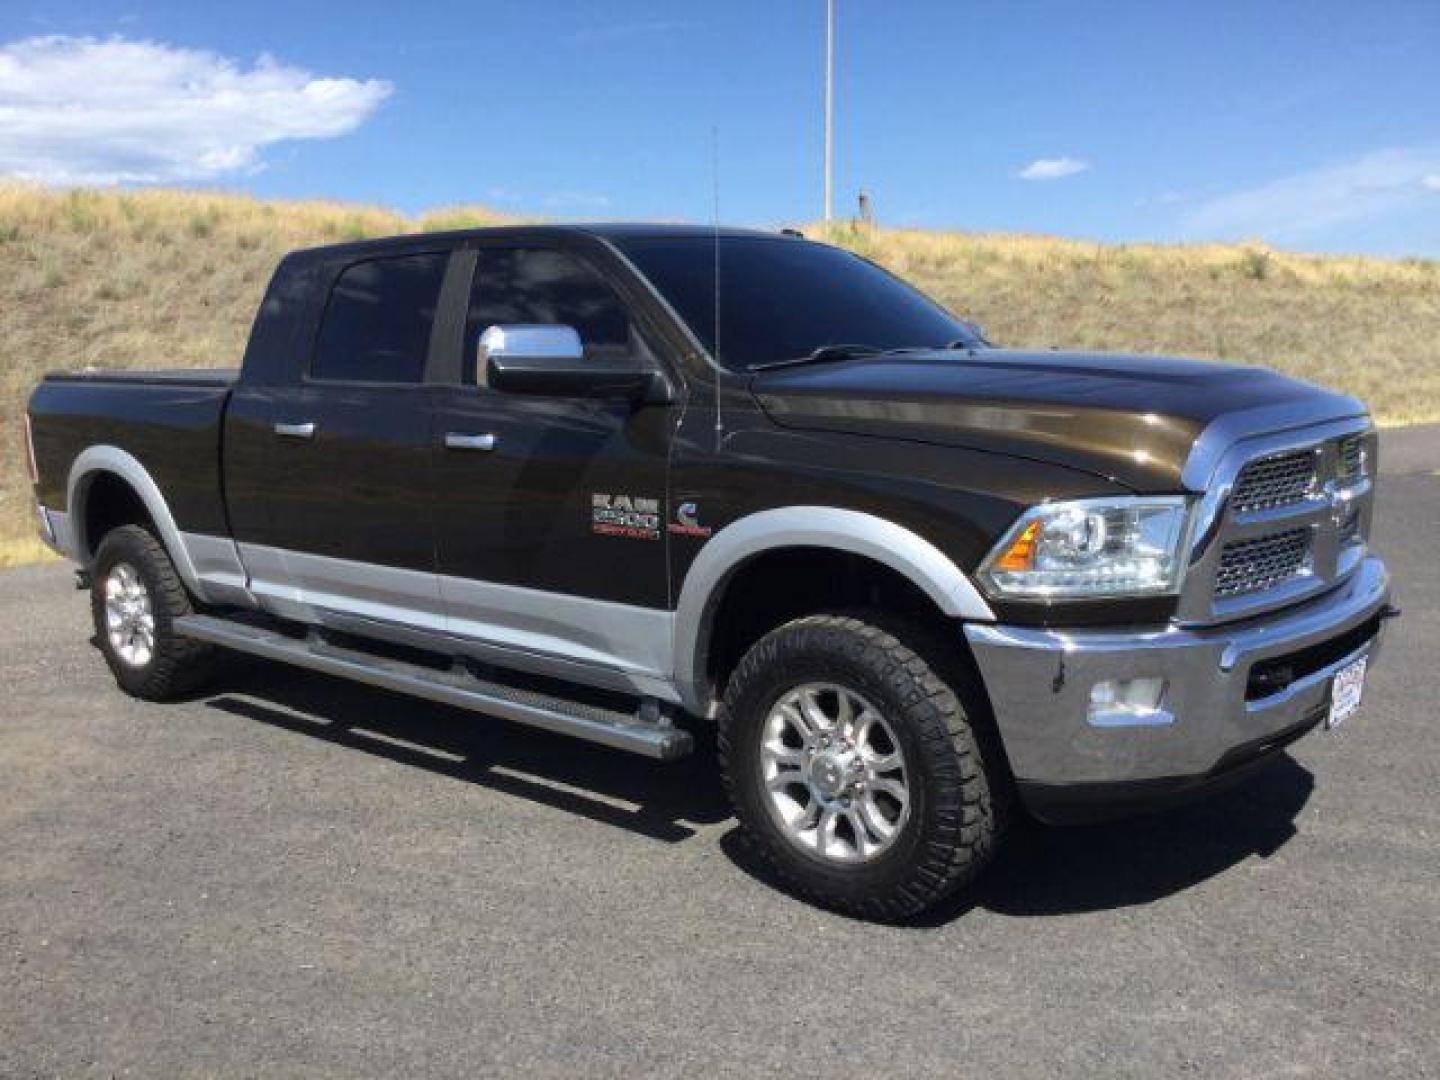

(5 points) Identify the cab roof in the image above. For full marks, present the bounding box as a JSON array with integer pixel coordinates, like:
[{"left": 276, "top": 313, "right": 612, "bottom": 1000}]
[{"left": 287, "top": 222, "right": 801, "bottom": 262}]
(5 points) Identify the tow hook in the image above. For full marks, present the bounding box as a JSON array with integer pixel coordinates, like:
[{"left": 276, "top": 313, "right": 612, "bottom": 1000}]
[{"left": 1380, "top": 604, "right": 1402, "bottom": 622}]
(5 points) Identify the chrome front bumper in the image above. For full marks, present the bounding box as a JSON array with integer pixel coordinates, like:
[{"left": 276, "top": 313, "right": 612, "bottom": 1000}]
[{"left": 965, "top": 556, "right": 1391, "bottom": 815}]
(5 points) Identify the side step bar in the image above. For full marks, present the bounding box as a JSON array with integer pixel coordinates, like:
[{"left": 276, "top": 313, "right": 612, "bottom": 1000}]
[{"left": 173, "top": 614, "right": 693, "bottom": 760}]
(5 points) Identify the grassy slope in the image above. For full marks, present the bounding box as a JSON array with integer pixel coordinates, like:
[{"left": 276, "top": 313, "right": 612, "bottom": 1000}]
[
  {"left": 824, "top": 222, "right": 1440, "bottom": 424},
  {"left": 3, "top": 184, "right": 1438, "bottom": 564}
]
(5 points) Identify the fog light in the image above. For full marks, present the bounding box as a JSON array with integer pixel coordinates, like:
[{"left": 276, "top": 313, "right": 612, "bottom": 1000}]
[{"left": 1088, "top": 677, "right": 1171, "bottom": 727}]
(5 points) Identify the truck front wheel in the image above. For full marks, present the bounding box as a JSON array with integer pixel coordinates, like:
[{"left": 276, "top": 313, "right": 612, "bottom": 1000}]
[
  {"left": 718, "top": 614, "right": 1002, "bottom": 920},
  {"left": 90, "top": 525, "right": 215, "bottom": 701}
]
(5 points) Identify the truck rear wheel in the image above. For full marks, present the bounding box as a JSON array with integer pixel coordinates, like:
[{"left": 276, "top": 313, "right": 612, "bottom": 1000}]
[
  {"left": 718, "top": 614, "right": 1001, "bottom": 921},
  {"left": 90, "top": 525, "right": 215, "bottom": 701}
]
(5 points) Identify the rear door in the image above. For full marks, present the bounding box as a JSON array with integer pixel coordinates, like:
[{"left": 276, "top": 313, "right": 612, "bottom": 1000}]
[
  {"left": 240, "top": 249, "right": 451, "bottom": 629},
  {"left": 428, "top": 240, "right": 677, "bottom": 680}
]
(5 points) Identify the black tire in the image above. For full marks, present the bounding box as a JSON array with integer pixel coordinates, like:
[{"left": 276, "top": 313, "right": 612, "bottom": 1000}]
[
  {"left": 718, "top": 614, "right": 1002, "bottom": 921},
  {"left": 90, "top": 525, "right": 215, "bottom": 701}
]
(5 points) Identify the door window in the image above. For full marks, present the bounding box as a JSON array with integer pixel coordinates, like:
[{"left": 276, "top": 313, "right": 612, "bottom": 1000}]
[
  {"left": 465, "top": 248, "right": 641, "bottom": 382},
  {"left": 311, "top": 253, "right": 448, "bottom": 383}
]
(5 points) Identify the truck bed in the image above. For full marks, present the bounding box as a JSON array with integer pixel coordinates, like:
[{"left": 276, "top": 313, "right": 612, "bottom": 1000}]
[{"left": 28, "top": 371, "right": 236, "bottom": 541}]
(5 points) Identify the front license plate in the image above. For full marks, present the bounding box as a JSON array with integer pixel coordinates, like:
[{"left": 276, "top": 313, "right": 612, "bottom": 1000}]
[{"left": 1327, "top": 656, "right": 1368, "bottom": 729}]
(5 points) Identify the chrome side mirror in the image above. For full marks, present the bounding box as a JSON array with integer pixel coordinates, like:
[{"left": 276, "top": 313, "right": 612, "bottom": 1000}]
[
  {"left": 480, "top": 323, "right": 667, "bottom": 402},
  {"left": 477, "top": 324, "right": 583, "bottom": 382}
]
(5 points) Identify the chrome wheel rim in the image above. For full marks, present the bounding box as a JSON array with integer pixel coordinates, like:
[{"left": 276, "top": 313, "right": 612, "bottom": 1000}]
[
  {"left": 104, "top": 563, "right": 155, "bottom": 667},
  {"left": 759, "top": 682, "right": 911, "bottom": 864}
]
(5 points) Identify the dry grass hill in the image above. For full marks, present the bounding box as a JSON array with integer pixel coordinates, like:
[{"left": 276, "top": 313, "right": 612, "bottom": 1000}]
[{"left": 4, "top": 183, "right": 1438, "bottom": 565}]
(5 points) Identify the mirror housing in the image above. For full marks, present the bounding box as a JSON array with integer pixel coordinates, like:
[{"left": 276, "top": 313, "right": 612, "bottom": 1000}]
[{"left": 480, "top": 324, "right": 667, "bottom": 402}]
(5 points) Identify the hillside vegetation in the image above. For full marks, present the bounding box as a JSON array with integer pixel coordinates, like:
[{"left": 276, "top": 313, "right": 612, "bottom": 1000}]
[{"left": 3, "top": 183, "right": 1438, "bottom": 565}]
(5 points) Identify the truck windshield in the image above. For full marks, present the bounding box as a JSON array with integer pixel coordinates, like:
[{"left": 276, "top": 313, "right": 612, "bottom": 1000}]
[{"left": 615, "top": 235, "right": 978, "bottom": 372}]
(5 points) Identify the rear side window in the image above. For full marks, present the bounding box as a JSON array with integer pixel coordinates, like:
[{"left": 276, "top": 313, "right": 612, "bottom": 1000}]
[
  {"left": 464, "top": 247, "right": 639, "bottom": 381},
  {"left": 311, "top": 253, "right": 448, "bottom": 383}
]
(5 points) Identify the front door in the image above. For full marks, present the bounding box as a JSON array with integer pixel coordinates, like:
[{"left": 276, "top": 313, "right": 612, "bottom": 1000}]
[{"left": 429, "top": 243, "right": 675, "bottom": 681}]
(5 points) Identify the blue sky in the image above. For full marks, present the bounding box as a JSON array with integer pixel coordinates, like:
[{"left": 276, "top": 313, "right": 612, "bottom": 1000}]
[{"left": 2, "top": 0, "right": 1438, "bottom": 256}]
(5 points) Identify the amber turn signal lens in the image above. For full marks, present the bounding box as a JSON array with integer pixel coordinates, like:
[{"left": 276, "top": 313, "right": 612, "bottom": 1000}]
[{"left": 992, "top": 519, "right": 1039, "bottom": 573}]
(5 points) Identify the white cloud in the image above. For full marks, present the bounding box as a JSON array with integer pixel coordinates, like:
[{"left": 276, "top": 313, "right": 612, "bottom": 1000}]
[
  {"left": 1185, "top": 146, "right": 1440, "bottom": 241},
  {"left": 1016, "top": 156, "right": 1089, "bottom": 181},
  {"left": 0, "top": 35, "right": 391, "bottom": 184}
]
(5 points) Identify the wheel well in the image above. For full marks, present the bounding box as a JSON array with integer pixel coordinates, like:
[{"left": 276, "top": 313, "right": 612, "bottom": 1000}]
[
  {"left": 704, "top": 547, "right": 961, "bottom": 698},
  {"left": 702, "top": 546, "right": 1016, "bottom": 801},
  {"left": 79, "top": 471, "right": 155, "bottom": 562}
]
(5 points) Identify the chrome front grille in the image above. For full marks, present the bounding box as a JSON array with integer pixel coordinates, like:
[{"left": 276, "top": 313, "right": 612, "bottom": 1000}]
[
  {"left": 1337, "top": 433, "right": 1365, "bottom": 483},
  {"left": 1230, "top": 449, "right": 1318, "bottom": 513},
  {"left": 1339, "top": 510, "right": 1361, "bottom": 546},
  {"left": 1179, "top": 422, "right": 1376, "bottom": 624},
  {"left": 1214, "top": 528, "right": 1312, "bottom": 598}
]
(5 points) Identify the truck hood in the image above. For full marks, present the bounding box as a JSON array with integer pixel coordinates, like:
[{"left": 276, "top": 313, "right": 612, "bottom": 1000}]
[{"left": 750, "top": 349, "right": 1363, "bottom": 492}]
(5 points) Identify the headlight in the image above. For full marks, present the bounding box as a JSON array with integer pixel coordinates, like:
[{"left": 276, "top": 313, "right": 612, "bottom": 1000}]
[{"left": 978, "top": 496, "right": 1190, "bottom": 599}]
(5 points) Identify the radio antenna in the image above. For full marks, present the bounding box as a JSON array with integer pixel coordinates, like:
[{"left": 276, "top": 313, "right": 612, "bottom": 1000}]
[{"left": 711, "top": 125, "right": 724, "bottom": 449}]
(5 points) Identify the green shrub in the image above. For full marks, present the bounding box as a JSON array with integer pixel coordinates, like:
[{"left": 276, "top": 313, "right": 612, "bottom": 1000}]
[{"left": 1240, "top": 249, "right": 1270, "bottom": 281}]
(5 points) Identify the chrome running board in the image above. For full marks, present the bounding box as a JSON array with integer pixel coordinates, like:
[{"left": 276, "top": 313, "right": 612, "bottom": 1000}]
[{"left": 174, "top": 614, "right": 693, "bottom": 760}]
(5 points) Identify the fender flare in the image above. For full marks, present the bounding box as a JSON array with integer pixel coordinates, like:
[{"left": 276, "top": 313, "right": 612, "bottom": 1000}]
[
  {"left": 66, "top": 445, "right": 209, "bottom": 599},
  {"left": 670, "top": 506, "right": 995, "bottom": 713}
]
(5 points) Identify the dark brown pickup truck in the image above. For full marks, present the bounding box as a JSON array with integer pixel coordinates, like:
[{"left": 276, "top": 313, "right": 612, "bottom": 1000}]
[{"left": 25, "top": 224, "right": 1395, "bottom": 919}]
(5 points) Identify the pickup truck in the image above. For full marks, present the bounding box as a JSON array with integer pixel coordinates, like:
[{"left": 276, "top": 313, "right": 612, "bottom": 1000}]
[{"left": 25, "top": 224, "right": 1395, "bottom": 919}]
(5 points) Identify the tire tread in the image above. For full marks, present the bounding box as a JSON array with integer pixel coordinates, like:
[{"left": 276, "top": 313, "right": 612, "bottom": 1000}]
[{"left": 91, "top": 525, "right": 214, "bottom": 701}]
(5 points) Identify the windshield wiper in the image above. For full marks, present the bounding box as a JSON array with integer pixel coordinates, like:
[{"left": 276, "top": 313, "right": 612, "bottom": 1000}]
[
  {"left": 873, "top": 340, "right": 979, "bottom": 357},
  {"left": 749, "top": 337, "right": 982, "bottom": 373},
  {"left": 748, "top": 344, "right": 882, "bottom": 372}
]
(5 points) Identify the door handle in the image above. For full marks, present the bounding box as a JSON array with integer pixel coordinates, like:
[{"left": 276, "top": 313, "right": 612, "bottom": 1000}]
[
  {"left": 444, "top": 433, "right": 497, "bottom": 451},
  {"left": 274, "top": 421, "right": 316, "bottom": 439}
]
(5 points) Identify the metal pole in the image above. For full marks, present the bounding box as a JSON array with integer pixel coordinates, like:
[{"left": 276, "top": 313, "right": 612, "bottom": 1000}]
[{"left": 823, "top": 0, "right": 833, "bottom": 223}]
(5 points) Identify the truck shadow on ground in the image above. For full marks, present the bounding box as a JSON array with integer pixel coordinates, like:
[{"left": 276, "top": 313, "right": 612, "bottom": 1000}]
[
  {"left": 723, "top": 754, "right": 1315, "bottom": 925},
  {"left": 201, "top": 659, "right": 734, "bottom": 844},
  {"left": 202, "top": 658, "right": 1314, "bottom": 924},
  {"left": 969, "top": 756, "right": 1314, "bottom": 920}
]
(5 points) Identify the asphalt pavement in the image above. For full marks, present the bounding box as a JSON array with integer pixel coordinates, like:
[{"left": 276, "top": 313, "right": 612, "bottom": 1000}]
[{"left": 2, "top": 429, "right": 1437, "bottom": 1078}]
